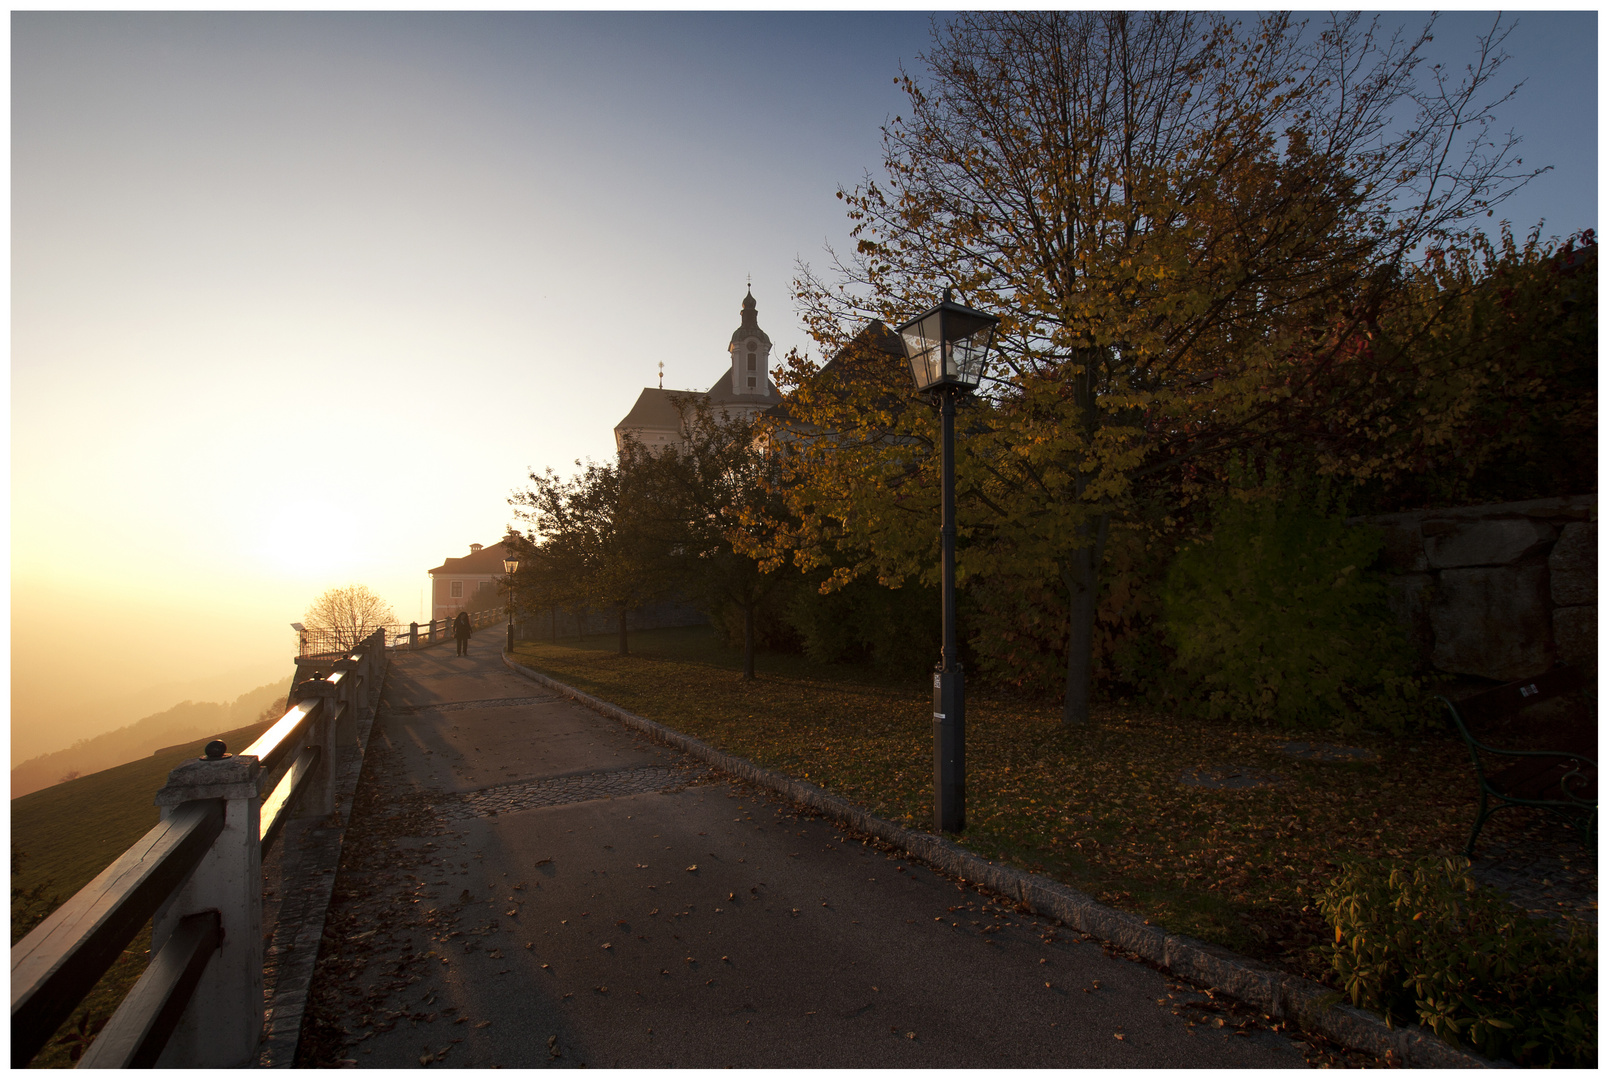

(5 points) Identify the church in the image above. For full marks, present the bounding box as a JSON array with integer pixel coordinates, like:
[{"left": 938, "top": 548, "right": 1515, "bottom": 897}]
[{"left": 613, "top": 290, "right": 781, "bottom": 452}]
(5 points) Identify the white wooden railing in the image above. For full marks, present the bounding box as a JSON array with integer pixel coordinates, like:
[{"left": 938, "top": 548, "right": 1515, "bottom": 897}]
[{"left": 10, "top": 629, "right": 388, "bottom": 1068}]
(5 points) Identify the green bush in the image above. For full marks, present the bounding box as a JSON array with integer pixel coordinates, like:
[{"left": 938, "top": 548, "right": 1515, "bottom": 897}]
[
  {"left": 784, "top": 574, "right": 938, "bottom": 675},
  {"left": 1160, "top": 477, "right": 1427, "bottom": 732},
  {"left": 1318, "top": 855, "right": 1597, "bottom": 1066}
]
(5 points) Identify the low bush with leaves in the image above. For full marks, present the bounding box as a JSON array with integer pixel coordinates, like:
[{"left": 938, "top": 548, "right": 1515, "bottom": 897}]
[
  {"left": 1161, "top": 476, "right": 1428, "bottom": 733},
  {"left": 1319, "top": 855, "right": 1597, "bottom": 1067}
]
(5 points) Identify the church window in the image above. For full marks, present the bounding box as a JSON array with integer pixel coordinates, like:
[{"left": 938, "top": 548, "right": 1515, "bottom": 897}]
[
  {"left": 748, "top": 377, "right": 756, "bottom": 388},
  {"left": 747, "top": 355, "right": 755, "bottom": 370}
]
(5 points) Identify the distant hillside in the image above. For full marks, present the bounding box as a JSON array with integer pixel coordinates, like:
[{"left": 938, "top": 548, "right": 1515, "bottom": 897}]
[{"left": 10, "top": 678, "right": 292, "bottom": 799}]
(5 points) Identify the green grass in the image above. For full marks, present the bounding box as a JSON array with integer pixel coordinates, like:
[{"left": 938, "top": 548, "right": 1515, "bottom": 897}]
[
  {"left": 11, "top": 716, "right": 276, "bottom": 1068},
  {"left": 510, "top": 625, "right": 1587, "bottom": 987}
]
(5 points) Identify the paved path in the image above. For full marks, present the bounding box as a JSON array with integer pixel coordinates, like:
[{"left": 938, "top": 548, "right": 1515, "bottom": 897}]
[{"left": 297, "top": 638, "right": 1316, "bottom": 1068}]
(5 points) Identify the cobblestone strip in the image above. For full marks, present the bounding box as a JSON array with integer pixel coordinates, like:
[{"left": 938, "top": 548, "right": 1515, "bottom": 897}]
[
  {"left": 442, "top": 764, "right": 705, "bottom": 820},
  {"left": 388, "top": 695, "right": 560, "bottom": 715},
  {"left": 257, "top": 674, "right": 388, "bottom": 1067},
  {"left": 503, "top": 654, "right": 1498, "bottom": 1070}
]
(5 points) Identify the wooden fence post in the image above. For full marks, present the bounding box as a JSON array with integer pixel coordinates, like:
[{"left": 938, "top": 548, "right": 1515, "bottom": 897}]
[{"left": 149, "top": 753, "right": 262, "bottom": 1067}]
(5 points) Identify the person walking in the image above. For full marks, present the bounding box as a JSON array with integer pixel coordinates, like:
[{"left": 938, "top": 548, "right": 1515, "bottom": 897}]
[{"left": 453, "top": 610, "right": 472, "bottom": 657}]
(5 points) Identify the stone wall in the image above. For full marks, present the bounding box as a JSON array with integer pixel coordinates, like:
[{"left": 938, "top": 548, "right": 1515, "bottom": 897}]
[{"left": 1353, "top": 495, "right": 1596, "bottom": 683}]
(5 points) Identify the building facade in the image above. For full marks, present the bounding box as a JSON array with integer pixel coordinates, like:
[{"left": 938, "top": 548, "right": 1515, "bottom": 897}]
[{"left": 428, "top": 541, "right": 510, "bottom": 623}]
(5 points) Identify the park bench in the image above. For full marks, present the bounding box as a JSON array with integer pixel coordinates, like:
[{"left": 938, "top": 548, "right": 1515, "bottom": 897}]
[{"left": 1439, "top": 665, "right": 1597, "bottom": 857}]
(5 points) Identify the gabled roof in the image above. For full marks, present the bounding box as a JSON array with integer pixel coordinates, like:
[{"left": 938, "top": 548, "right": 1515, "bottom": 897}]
[
  {"left": 615, "top": 387, "right": 687, "bottom": 433},
  {"left": 429, "top": 541, "right": 511, "bottom": 576}
]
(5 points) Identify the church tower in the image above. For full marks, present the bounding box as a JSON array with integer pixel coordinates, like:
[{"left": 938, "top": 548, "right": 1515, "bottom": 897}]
[{"left": 726, "top": 290, "right": 773, "bottom": 399}]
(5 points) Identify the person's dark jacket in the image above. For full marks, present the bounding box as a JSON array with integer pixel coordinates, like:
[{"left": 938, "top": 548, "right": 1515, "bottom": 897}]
[{"left": 453, "top": 612, "right": 472, "bottom": 640}]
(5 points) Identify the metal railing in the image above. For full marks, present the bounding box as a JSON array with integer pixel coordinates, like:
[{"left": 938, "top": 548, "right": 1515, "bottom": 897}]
[
  {"left": 386, "top": 607, "right": 505, "bottom": 651},
  {"left": 10, "top": 629, "right": 388, "bottom": 1068},
  {"left": 293, "top": 609, "right": 503, "bottom": 657}
]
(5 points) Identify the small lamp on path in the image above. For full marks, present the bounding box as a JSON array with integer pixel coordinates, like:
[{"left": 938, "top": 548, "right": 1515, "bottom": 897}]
[
  {"left": 893, "top": 287, "right": 999, "bottom": 834},
  {"left": 503, "top": 550, "right": 521, "bottom": 653}
]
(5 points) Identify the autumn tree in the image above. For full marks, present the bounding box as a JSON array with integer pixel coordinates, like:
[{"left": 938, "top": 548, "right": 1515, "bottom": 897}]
[
  {"left": 1309, "top": 225, "right": 1596, "bottom": 508},
  {"left": 782, "top": 11, "right": 1540, "bottom": 724},
  {"left": 304, "top": 585, "right": 396, "bottom": 652}
]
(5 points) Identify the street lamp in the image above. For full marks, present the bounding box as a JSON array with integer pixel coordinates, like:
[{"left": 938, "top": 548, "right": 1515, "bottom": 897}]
[
  {"left": 503, "top": 551, "right": 521, "bottom": 653},
  {"left": 894, "top": 287, "right": 999, "bottom": 834}
]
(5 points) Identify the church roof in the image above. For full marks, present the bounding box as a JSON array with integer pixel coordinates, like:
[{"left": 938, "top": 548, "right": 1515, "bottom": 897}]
[
  {"left": 615, "top": 387, "right": 687, "bottom": 433},
  {"left": 728, "top": 289, "right": 773, "bottom": 346},
  {"left": 706, "top": 366, "right": 779, "bottom": 404}
]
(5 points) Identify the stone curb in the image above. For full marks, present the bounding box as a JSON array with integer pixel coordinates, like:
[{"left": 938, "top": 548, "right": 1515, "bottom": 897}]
[{"left": 503, "top": 653, "right": 1497, "bottom": 1070}]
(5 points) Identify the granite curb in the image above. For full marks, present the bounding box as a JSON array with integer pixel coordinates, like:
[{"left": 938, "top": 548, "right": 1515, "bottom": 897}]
[{"left": 502, "top": 652, "right": 1497, "bottom": 1070}]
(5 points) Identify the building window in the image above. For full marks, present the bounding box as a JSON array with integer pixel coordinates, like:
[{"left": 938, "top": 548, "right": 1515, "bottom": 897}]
[
  {"left": 747, "top": 355, "right": 755, "bottom": 370},
  {"left": 451, "top": 581, "right": 463, "bottom": 598},
  {"left": 748, "top": 377, "right": 756, "bottom": 388}
]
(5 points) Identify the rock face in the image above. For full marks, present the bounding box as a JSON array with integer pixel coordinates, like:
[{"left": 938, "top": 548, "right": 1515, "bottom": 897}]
[
  {"left": 1429, "top": 563, "right": 1554, "bottom": 681},
  {"left": 1553, "top": 604, "right": 1597, "bottom": 667},
  {"left": 1351, "top": 496, "right": 1596, "bottom": 683},
  {"left": 1549, "top": 522, "right": 1597, "bottom": 605},
  {"left": 1424, "top": 518, "right": 1555, "bottom": 569}
]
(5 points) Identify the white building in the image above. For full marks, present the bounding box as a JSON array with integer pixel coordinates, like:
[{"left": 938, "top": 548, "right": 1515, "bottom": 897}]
[
  {"left": 614, "top": 290, "right": 780, "bottom": 451},
  {"left": 427, "top": 541, "right": 510, "bottom": 623}
]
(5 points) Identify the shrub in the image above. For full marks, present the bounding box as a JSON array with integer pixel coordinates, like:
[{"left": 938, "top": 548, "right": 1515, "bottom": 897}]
[
  {"left": 784, "top": 574, "right": 938, "bottom": 675},
  {"left": 1160, "top": 476, "right": 1427, "bottom": 732},
  {"left": 1318, "top": 855, "right": 1597, "bottom": 1066}
]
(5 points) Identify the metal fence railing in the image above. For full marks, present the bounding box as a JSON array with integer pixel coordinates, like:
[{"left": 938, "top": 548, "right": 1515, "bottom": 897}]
[{"left": 294, "top": 609, "right": 504, "bottom": 657}]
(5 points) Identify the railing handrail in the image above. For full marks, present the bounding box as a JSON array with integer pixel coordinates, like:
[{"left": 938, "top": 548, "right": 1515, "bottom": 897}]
[
  {"left": 10, "top": 801, "right": 225, "bottom": 1066},
  {"left": 244, "top": 699, "right": 320, "bottom": 779},
  {"left": 11, "top": 627, "right": 388, "bottom": 1068}
]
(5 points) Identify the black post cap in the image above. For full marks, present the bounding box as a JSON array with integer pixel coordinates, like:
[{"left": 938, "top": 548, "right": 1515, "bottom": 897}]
[{"left": 203, "top": 740, "right": 230, "bottom": 760}]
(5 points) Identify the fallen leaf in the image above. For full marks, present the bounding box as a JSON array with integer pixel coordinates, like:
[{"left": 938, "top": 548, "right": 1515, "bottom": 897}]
[
  {"left": 476, "top": 1021, "right": 492, "bottom": 1029},
  {"left": 686, "top": 865, "right": 698, "bottom": 872}
]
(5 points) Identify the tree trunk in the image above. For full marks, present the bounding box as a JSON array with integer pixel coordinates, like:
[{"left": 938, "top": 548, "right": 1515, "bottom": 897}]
[
  {"left": 550, "top": 607, "right": 558, "bottom": 643},
  {"left": 618, "top": 606, "right": 629, "bottom": 656},
  {"left": 743, "top": 600, "right": 756, "bottom": 680},
  {"left": 1059, "top": 512, "right": 1110, "bottom": 726}
]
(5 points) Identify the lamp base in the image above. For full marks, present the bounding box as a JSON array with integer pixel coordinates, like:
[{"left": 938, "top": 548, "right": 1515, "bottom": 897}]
[{"left": 933, "top": 667, "right": 966, "bottom": 832}]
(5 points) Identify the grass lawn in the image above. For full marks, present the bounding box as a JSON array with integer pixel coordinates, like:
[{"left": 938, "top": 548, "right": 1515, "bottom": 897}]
[
  {"left": 510, "top": 624, "right": 1574, "bottom": 986},
  {"left": 11, "top": 716, "right": 277, "bottom": 1068}
]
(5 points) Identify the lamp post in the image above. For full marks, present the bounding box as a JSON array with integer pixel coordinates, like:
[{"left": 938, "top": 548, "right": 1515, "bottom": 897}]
[
  {"left": 894, "top": 287, "right": 999, "bottom": 834},
  {"left": 503, "top": 552, "right": 521, "bottom": 653}
]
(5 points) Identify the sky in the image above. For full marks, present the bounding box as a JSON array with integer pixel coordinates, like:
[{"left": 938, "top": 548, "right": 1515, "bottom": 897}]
[{"left": 9, "top": 10, "right": 1598, "bottom": 762}]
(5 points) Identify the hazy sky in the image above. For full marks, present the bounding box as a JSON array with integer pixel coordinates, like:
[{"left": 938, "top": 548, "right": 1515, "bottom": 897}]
[{"left": 10, "top": 11, "right": 1598, "bottom": 758}]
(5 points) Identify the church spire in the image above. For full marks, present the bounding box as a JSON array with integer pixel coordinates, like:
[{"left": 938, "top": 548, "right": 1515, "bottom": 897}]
[{"left": 727, "top": 287, "right": 773, "bottom": 397}]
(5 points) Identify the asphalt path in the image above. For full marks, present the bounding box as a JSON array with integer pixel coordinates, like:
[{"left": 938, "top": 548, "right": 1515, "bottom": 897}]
[{"left": 298, "top": 637, "right": 1312, "bottom": 1068}]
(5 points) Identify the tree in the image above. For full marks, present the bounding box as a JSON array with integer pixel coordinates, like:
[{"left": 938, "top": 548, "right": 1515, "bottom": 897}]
[
  {"left": 784, "top": 11, "right": 1540, "bottom": 724},
  {"left": 511, "top": 459, "right": 672, "bottom": 656},
  {"left": 629, "top": 396, "right": 791, "bottom": 679},
  {"left": 304, "top": 585, "right": 396, "bottom": 653}
]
